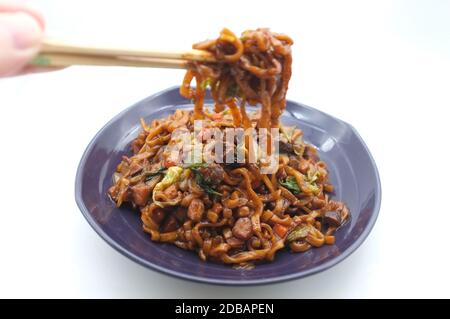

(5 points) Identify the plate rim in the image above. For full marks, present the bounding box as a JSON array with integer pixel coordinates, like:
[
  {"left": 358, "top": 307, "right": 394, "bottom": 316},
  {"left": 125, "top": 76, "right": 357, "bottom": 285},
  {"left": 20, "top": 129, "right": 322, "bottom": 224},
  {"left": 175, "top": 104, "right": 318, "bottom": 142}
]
[{"left": 74, "top": 86, "right": 382, "bottom": 286}]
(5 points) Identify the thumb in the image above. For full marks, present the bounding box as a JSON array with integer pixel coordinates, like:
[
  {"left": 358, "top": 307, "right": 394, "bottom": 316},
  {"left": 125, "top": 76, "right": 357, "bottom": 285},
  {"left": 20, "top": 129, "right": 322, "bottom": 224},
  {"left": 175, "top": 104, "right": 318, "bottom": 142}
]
[{"left": 0, "top": 11, "right": 43, "bottom": 77}]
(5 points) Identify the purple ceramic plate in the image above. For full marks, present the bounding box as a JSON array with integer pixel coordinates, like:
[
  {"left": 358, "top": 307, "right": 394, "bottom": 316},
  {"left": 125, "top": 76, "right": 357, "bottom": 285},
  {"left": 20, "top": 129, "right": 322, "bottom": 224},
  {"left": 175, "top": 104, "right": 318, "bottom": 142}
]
[{"left": 75, "top": 86, "right": 381, "bottom": 285}]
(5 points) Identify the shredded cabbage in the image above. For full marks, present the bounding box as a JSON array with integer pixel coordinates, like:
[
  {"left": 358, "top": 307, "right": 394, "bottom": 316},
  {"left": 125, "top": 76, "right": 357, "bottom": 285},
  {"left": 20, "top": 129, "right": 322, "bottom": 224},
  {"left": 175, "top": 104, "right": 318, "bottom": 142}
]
[
  {"left": 280, "top": 125, "right": 295, "bottom": 142},
  {"left": 152, "top": 166, "right": 183, "bottom": 208}
]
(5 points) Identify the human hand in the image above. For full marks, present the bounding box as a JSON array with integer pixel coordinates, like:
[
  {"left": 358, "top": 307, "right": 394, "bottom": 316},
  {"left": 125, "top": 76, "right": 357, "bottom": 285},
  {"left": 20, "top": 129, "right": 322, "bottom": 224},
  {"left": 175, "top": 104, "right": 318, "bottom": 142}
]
[{"left": 0, "top": 1, "right": 45, "bottom": 77}]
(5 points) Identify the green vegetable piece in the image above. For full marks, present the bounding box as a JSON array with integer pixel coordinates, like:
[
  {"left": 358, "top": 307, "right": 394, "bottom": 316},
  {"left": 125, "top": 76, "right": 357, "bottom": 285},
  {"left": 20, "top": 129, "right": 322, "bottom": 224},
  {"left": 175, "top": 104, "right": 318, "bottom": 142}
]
[
  {"left": 279, "top": 176, "right": 300, "bottom": 194},
  {"left": 304, "top": 182, "right": 320, "bottom": 194},
  {"left": 293, "top": 143, "right": 305, "bottom": 157},
  {"left": 280, "top": 125, "right": 295, "bottom": 143},
  {"left": 195, "top": 173, "right": 222, "bottom": 197},
  {"left": 152, "top": 166, "right": 183, "bottom": 207},
  {"left": 286, "top": 225, "right": 310, "bottom": 242},
  {"left": 304, "top": 168, "right": 320, "bottom": 194},
  {"left": 183, "top": 162, "right": 208, "bottom": 171},
  {"left": 200, "top": 79, "right": 212, "bottom": 90},
  {"left": 184, "top": 163, "right": 221, "bottom": 196},
  {"left": 144, "top": 167, "right": 167, "bottom": 182}
]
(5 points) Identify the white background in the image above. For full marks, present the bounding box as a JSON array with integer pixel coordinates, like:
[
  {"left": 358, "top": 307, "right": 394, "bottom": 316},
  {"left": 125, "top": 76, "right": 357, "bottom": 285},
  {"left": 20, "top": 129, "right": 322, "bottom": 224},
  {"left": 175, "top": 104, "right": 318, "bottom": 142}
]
[{"left": 1, "top": 0, "right": 449, "bottom": 298}]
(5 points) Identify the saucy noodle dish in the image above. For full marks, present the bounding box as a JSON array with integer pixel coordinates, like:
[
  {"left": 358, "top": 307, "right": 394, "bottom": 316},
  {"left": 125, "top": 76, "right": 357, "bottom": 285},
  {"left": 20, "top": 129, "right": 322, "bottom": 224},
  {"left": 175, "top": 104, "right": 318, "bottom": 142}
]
[{"left": 109, "top": 28, "right": 349, "bottom": 267}]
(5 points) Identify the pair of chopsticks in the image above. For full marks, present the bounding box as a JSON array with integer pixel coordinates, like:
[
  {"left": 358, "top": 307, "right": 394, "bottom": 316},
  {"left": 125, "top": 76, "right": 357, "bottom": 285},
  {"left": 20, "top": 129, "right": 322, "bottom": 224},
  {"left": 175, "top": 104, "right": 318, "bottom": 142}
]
[{"left": 31, "top": 38, "right": 216, "bottom": 69}]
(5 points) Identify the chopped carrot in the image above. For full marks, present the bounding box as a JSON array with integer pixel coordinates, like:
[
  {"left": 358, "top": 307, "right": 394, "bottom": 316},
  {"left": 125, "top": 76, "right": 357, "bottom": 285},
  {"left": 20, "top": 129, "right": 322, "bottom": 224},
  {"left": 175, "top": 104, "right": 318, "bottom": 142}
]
[
  {"left": 164, "top": 158, "right": 176, "bottom": 168},
  {"left": 274, "top": 223, "right": 288, "bottom": 238},
  {"left": 325, "top": 236, "right": 335, "bottom": 245}
]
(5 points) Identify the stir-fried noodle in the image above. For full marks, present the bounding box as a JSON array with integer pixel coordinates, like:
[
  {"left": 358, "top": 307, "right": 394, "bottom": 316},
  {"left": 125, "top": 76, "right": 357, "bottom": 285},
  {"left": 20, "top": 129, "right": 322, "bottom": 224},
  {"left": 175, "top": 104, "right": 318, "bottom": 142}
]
[{"left": 109, "top": 29, "right": 349, "bottom": 266}]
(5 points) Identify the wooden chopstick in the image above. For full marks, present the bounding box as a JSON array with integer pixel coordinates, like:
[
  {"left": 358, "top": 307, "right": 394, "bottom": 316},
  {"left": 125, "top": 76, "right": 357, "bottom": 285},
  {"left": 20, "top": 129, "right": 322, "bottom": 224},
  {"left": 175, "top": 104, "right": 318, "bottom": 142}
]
[
  {"left": 41, "top": 38, "right": 216, "bottom": 62},
  {"left": 30, "top": 37, "right": 216, "bottom": 69},
  {"left": 32, "top": 53, "right": 188, "bottom": 69}
]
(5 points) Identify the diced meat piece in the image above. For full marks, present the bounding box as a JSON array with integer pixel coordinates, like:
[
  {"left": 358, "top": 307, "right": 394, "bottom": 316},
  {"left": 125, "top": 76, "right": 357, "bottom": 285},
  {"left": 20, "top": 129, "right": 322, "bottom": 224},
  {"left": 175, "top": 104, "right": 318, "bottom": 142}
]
[
  {"left": 237, "top": 206, "right": 250, "bottom": 217},
  {"left": 161, "top": 215, "right": 179, "bottom": 232},
  {"left": 198, "top": 164, "right": 225, "bottom": 185},
  {"left": 323, "top": 211, "right": 342, "bottom": 227},
  {"left": 327, "top": 200, "right": 343, "bottom": 211},
  {"left": 167, "top": 109, "right": 189, "bottom": 132},
  {"left": 223, "top": 196, "right": 248, "bottom": 208},
  {"left": 201, "top": 231, "right": 211, "bottom": 240},
  {"left": 226, "top": 237, "right": 245, "bottom": 248},
  {"left": 277, "top": 167, "right": 287, "bottom": 180},
  {"left": 223, "top": 208, "right": 233, "bottom": 219},
  {"left": 266, "top": 201, "right": 276, "bottom": 210},
  {"left": 174, "top": 207, "right": 187, "bottom": 222},
  {"left": 299, "top": 159, "right": 310, "bottom": 174},
  {"left": 131, "top": 132, "right": 146, "bottom": 154},
  {"left": 340, "top": 205, "right": 350, "bottom": 222},
  {"left": 249, "top": 237, "right": 261, "bottom": 249},
  {"left": 201, "top": 194, "right": 212, "bottom": 207},
  {"left": 129, "top": 161, "right": 143, "bottom": 176},
  {"left": 279, "top": 141, "right": 294, "bottom": 153},
  {"left": 323, "top": 184, "right": 334, "bottom": 192},
  {"left": 207, "top": 210, "right": 219, "bottom": 223},
  {"left": 317, "top": 166, "right": 328, "bottom": 181},
  {"left": 311, "top": 197, "right": 326, "bottom": 209},
  {"left": 304, "top": 145, "right": 318, "bottom": 161},
  {"left": 130, "top": 183, "right": 152, "bottom": 206},
  {"left": 151, "top": 207, "right": 165, "bottom": 224},
  {"left": 210, "top": 202, "right": 223, "bottom": 214},
  {"left": 223, "top": 227, "right": 233, "bottom": 239},
  {"left": 187, "top": 198, "right": 205, "bottom": 222},
  {"left": 212, "top": 235, "right": 224, "bottom": 246},
  {"left": 289, "top": 157, "right": 301, "bottom": 170},
  {"left": 108, "top": 185, "right": 118, "bottom": 198},
  {"left": 232, "top": 217, "right": 253, "bottom": 240},
  {"left": 255, "top": 184, "right": 268, "bottom": 194},
  {"left": 286, "top": 205, "right": 299, "bottom": 214},
  {"left": 163, "top": 184, "right": 179, "bottom": 198},
  {"left": 180, "top": 194, "right": 196, "bottom": 207}
]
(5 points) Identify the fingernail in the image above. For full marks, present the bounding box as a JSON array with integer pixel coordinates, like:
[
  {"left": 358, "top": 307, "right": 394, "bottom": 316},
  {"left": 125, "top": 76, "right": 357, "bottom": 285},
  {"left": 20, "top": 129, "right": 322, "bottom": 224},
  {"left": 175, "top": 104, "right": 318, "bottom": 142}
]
[{"left": 0, "top": 12, "right": 43, "bottom": 50}]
